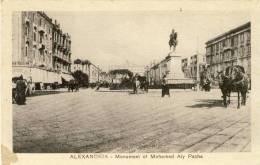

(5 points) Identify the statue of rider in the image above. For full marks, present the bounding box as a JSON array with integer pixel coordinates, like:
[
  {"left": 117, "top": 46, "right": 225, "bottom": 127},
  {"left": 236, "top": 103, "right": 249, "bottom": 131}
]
[{"left": 169, "top": 29, "right": 178, "bottom": 52}]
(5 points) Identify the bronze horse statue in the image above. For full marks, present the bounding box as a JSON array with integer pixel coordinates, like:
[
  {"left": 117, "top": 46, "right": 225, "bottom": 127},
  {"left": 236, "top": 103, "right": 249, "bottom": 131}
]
[
  {"left": 169, "top": 29, "right": 178, "bottom": 52},
  {"left": 216, "top": 65, "right": 249, "bottom": 109}
]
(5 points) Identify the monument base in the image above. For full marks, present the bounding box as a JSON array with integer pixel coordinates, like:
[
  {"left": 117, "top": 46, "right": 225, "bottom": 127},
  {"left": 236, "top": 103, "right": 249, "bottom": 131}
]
[{"left": 165, "top": 52, "right": 194, "bottom": 85}]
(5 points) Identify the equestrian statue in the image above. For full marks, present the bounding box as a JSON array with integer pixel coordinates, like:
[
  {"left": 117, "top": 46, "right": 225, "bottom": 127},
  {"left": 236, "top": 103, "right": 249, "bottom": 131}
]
[{"left": 169, "top": 29, "right": 178, "bottom": 52}]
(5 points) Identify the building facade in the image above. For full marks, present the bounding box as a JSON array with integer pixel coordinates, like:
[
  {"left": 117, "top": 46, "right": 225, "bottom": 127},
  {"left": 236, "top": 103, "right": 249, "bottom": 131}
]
[
  {"left": 12, "top": 11, "right": 72, "bottom": 88},
  {"left": 71, "top": 60, "right": 102, "bottom": 84},
  {"left": 181, "top": 58, "right": 191, "bottom": 78},
  {"left": 189, "top": 54, "right": 206, "bottom": 81},
  {"left": 89, "top": 64, "right": 101, "bottom": 84},
  {"left": 205, "top": 22, "right": 251, "bottom": 78},
  {"left": 52, "top": 20, "right": 72, "bottom": 74}
]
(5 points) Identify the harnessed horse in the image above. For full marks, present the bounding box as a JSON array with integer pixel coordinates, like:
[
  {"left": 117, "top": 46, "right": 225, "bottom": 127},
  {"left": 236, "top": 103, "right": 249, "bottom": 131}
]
[{"left": 216, "top": 65, "right": 249, "bottom": 109}]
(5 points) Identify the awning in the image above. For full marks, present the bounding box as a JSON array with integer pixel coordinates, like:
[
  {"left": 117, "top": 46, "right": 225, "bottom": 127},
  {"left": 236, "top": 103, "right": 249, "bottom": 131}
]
[
  {"left": 61, "top": 73, "right": 74, "bottom": 82},
  {"left": 30, "top": 68, "right": 44, "bottom": 83},
  {"left": 12, "top": 66, "right": 31, "bottom": 80}
]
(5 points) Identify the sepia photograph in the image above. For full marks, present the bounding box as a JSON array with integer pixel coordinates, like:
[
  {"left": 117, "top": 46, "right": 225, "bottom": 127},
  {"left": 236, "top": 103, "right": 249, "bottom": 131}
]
[{"left": 10, "top": 10, "right": 252, "bottom": 154}]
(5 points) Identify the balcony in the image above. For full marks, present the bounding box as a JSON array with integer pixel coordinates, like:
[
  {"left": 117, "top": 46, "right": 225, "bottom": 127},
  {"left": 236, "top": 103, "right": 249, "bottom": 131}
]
[
  {"left": 38, "top": 26, "right": 45, "bottom": 33},
  {"left": 223, "top": 45, "right": 232, "bottom": 51},
  {"left": 32, "top": 40, "right": 37, "bottom": 46},
  {"left": 246, "top": 39, "right": 250, "bottom": 45},
  {"left": 25, "top": 36, "right": 30, "bottom": 42},
  {"left": 33, "top": 22, "right": 37, "bottom": 28},
  {"left": 38, "top": 43, "right": 45, "bottom": 50},
  {"left": 24, "top": 17, "right": 30, "bottom": 23}
]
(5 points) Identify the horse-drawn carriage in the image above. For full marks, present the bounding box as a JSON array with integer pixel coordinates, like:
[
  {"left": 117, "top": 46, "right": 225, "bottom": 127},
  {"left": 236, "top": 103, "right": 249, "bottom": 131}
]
[{"left": 216, "top": 65, "right": 249, "bottom": 109}]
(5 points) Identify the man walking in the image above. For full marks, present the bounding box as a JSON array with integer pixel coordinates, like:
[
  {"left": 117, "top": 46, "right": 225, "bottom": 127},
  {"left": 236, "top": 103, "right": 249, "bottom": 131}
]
[{"left": 162, "top": 75, "right": 170, "bottom": 97}]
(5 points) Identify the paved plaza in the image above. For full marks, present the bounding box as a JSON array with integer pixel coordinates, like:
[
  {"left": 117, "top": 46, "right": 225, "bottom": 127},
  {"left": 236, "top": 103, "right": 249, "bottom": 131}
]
[{"left": 13, "top": 89, "right": 250, "bottom": 153}]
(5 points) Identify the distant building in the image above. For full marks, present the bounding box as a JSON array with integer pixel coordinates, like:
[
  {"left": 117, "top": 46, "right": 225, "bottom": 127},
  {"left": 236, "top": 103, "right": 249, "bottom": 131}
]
[
  {"left": 109, "top": 65, "right": 145, "bottom": 76},
  {"left": 190, "top": 54, "right": 206, "bottom": 81},
  {"left": 89, "top": 64, "right": 101, "bottom": 84},
  {"left": 205, "top": 22, "right": 251, "bottom": 78},
  {"left": 147, "top": 54, "right": 193, "bottom": 87},
  {"left": 71, "top": 59, "right": 102, "bottom": 84},
  {"left": 181, "top": 58, "right": 190, "bottom": 78}
]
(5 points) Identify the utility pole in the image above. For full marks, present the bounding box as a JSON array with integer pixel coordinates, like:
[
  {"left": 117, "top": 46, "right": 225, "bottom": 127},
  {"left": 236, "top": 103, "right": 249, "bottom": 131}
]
[{"left": 196, "top": 36, "right": 200, "bottom": 91}]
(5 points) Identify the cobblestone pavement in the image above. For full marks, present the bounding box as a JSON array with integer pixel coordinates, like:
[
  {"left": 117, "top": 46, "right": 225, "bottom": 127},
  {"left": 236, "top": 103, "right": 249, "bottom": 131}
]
[{"left": 13, "top": 89, "right": 250, "bottom": 153}]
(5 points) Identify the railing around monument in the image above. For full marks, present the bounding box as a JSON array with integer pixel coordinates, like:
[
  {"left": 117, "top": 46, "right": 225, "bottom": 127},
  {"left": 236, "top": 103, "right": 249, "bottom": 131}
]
[
  {"left": 149, "top": 78, "right": 195, "bottom": 89},
  {"left": 166, "top": 78, "right": 195, "bottom": 89}
]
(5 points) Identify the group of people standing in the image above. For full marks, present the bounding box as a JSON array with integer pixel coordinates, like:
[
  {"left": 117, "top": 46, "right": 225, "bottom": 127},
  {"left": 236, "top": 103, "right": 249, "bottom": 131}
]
[
  {"left": 132, "top": 74, "right": 170, "bottom": 97},
  {"left": 132, "top": 74, "right": 148, "bottom": 94}
]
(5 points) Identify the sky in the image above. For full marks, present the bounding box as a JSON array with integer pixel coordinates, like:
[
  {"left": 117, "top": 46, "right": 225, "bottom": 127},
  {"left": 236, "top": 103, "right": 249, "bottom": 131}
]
[{"left": 47, "top": 11, "right": 250, "bottom": 71}]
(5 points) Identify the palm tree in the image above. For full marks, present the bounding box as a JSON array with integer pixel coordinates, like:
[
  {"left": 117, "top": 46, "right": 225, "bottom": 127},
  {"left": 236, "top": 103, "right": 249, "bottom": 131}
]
[
  {"left": 82, "top": 60, "right": 90, "bottom": 73},
  {"left": 74, "top": 59, "right": 82, "bottom": 71}
]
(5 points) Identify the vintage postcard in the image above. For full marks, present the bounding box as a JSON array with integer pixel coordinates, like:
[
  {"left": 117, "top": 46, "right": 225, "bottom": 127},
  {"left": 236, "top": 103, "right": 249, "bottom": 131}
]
[{"left": 1, "top": 0, "right": 260, "bottom": 165}]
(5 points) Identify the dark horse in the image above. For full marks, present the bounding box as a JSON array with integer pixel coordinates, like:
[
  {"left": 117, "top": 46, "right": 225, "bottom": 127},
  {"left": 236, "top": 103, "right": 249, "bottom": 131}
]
[{"left": 216, "top": 65, "right": 249, "bottom": 109}]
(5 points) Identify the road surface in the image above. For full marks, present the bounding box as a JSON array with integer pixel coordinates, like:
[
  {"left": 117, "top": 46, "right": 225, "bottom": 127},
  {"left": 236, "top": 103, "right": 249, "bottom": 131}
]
[{"left": 13, "top": 89, "right": 250, "bottom": 153}]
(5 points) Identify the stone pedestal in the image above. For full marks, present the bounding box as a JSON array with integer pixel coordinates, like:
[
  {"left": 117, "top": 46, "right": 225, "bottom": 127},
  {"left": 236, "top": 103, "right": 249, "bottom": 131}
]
[{"left": 165, "top": 52, "right": 194, "bottom": 85}]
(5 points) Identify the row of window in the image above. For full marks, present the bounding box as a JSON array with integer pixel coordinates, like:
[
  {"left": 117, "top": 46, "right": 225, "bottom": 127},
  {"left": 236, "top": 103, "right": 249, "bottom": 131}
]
[
  {"left": 210, "top": 61, "right": 250, "bottom": 74},
  {"left": 53, "top": 32, "right": 71, "bottom": 49},
  {"left": 54, "top": 63, "right": 69, "bottom": 70},
  {"left": 25, "top": 23, "right": 52, "bottom": 49},
  {"left": 24, "top": 12, "right": 52, "bottom": 35},
  {"left": 24, "top": 14, "right": 70, "bottom": 50},
  {"left": 206, "top": 31, "right": 250, "bottom": 55},
  {"left": 207, "top": 45, "right": 251, "bottom": 57},
  {"left": 207, "top": 46, "right": 251, "bottom": 64}
]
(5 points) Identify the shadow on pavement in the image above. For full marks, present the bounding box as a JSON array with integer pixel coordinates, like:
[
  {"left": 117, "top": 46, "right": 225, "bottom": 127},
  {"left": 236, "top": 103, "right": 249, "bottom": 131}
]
[{"left": 185, "top": 99, "right": 224, "bottom": 109}]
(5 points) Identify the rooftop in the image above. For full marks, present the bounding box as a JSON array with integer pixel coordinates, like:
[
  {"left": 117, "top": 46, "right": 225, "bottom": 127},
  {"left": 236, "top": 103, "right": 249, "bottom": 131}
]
[{"left": 206, "top": 22, "right": 250, "bottom": 45}]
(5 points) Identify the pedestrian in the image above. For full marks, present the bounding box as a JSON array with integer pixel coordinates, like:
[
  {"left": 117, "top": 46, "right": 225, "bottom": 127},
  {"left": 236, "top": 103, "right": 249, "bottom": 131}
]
[
  {"left": 96, "top": 81, "right": 101, "bottom": 91},
  {"left": 12, "top": 80, "right": 17, "bottom": 103},
  {"left": 133, "top": 75, "right": 139, "bottom": 94},
  {"left": 135, "top": 78, "right": 140, "bottom": 94},
  {"left": 15, "top": 75, "right": 27, "bottom": 105},
  {"left": 144, "top": 80, "right": 149, "bottom": 93},
  {"left": 162, "top": 75, "right": 170, "bottom": 97},
  {"left": 133, "top": 77, "right": 137, "bottom": 94}
]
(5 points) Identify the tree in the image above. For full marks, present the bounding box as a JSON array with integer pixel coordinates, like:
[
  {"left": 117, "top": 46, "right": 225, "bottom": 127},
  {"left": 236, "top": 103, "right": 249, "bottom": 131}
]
[
  {"left": 109, "top": 69, "right": 133, "bottom": 78},
  {"left": 74, "top": 59, "right": 82, "bottom": 70},
  {"left": 82, "top": 60, "right": 91, "bottom": 73},
  {"left": 72, "top": 70, "right": 89, "bottom": 87},
  {"left": 109, "top": 69, "right": 133, "bottom": 89}
]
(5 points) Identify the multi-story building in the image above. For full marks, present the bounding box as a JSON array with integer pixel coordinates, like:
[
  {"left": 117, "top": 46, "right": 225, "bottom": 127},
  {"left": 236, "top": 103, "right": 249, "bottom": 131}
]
[
  {"left": 12, "top": 11, "right": 72, "bottom": 89},
  {"left": 89, "top": 64, "right": 101, "bottom": 84},
  {"left": 52, "top": 20, "right": 72, "bottom": 74},
  {"left": 190, "top": 54, "right": 206, "bottom": 81},
  {"left": 181, "top": 58, "right": 190, "bottom": 78},
  {"left": 205, "top": 22, "right": 251, "bottom": 78},
  {"left": 71, "top": 59, "right": 102, "bottom": 84}
]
